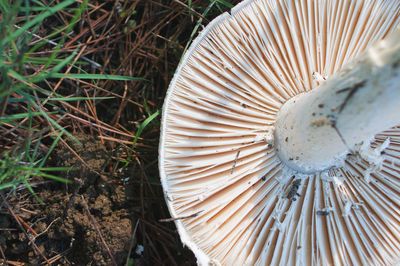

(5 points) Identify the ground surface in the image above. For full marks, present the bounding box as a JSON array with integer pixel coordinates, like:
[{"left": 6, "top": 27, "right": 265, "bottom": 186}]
[
  {"left": 0, "top": 0, "right": 239, "bottom": 265},
  {"left": 1, "top": 134, "right": 192, "bottom": 265}
]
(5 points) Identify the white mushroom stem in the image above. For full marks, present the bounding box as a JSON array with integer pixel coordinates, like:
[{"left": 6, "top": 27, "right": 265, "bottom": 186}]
[{"left": 275, "top": 29, "right": 400, "bottom": 174}]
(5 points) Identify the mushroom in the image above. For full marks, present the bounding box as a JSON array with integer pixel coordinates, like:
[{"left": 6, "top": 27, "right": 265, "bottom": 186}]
[{"left": 159, "top": 0, "right": 400, "bottom": 265}]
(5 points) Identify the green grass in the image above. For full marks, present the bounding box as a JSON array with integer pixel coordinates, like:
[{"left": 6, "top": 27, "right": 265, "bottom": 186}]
[
  {"left": 0, "top": 0, "right": 141, "bottom": 199},
  {"left": 0, "top": 0, "right": 237, "bottom": 194},
  {"left": 182, "top": 0, "right": 235, "bottom": 58},
  {"left": 122, "top": 108, "right": 160, "bottom": 168},
  {"left": 0, "top": 133, "right": 72, "bottom": 204}
]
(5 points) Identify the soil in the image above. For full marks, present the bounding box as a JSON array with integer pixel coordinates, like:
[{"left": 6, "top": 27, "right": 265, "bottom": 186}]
[{"left": 0, "top": 134, "right": 194, "bottom": 265}]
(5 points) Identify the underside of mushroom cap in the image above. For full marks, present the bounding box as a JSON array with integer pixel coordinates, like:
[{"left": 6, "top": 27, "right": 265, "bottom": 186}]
[{"left": 159, "top": 0, "right": 400, "bottom": 265}]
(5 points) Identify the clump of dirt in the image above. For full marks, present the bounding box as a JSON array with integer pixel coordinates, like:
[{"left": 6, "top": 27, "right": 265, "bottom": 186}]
[{"left": 0, "top": 134, "right": 134, "bottom": 265}]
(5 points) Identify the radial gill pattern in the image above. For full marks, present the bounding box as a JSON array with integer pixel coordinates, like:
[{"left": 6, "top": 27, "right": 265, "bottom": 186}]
[{"left": 159, "top": 0, "right": 400, "bottom": 265}]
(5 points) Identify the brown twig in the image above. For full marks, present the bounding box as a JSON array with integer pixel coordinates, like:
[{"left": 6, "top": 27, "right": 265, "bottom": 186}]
[
  {"left": 0, "top": 94, "right": 10, "bottom": 117},
  {"left": 44, "top": 248, "right": 72, "bottom": 265},
  {"left": 29, "top": 217, "right": 61, "bottom": 245},
  {"left": 81, "top": 195, "right": 117, "bottom": 266},
  {"left": 125, "top": 220, "right": 139, "bottom": 266},
  {"left": 58, "top": 137, "right": 105, "bottom": 178},
  {"left": 15, "top": 214, "right": 39, "bottom": 237},
  {"left": 0, "top": 258, "right": 25, "bottom": 265},
  {"left": 0, "top": 193, "right": 50, "bottom": 264},
  {"left": 0, "top": 243, "right": 8, "bottom": 266}
]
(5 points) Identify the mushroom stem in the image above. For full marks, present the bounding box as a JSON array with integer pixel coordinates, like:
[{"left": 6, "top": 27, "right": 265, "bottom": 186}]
[{"left": 275, "top": 28, "right": 400, "bottom": 174}]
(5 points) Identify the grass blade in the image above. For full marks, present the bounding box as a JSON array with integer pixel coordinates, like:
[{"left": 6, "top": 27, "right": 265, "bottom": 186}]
[
  {"left": 47, "top": 73, "right": 146, "bottom": 81},
  {"left": 123, "top": 110, "right": 160, "bottom": 167},
  {"left": 0, "top": 0, "right": 76, "bottom": 47},
  {"left": 215, "top": 0, "right": 233, "bottom": 8}
]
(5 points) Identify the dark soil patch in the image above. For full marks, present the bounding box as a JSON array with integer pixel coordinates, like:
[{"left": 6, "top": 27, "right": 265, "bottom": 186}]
[{"left": 0, "top": 134, "right": 194, "bottom": 265}]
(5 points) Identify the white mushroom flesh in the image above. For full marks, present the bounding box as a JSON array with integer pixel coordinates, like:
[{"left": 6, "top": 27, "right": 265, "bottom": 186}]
[
  {"left": 159, "top": 0, "right": 400, "bottom": 265},
  {"left": 275, "top": 30, "right": 400, "bottom": 173}
]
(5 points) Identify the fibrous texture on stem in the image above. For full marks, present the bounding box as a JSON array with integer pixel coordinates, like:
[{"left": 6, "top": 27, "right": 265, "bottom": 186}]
[
  {"left": 159, "top": 0, "right": 400, "bottom": 265},
  {"left": 275, "top": 29, "right": 400, "bottom": 174}
]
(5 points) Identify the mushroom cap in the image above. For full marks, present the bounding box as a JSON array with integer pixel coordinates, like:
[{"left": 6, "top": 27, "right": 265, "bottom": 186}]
[{"left": 159, "top": 0, "right": 400, "bottom": 265}]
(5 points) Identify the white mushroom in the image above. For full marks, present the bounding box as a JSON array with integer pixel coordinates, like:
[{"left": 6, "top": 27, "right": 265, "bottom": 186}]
[{"left": 159, "top": 0, "right": 400, "bottom": 265}]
